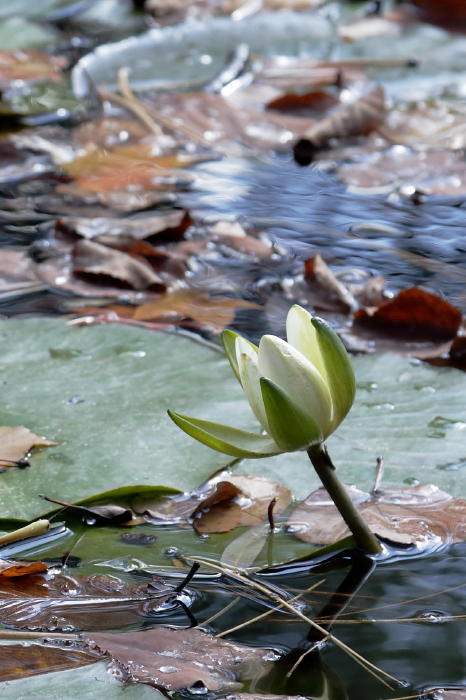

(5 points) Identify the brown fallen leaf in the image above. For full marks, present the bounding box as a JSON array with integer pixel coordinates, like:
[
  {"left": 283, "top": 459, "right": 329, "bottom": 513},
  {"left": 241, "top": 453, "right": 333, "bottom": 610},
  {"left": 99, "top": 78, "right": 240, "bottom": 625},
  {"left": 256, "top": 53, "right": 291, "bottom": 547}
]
[
  {"left": 39, "top": 494, "right": 137, "bottom": 526},
  {"left": 0, "top": 643, "right": 97, "bottom": 682},
  {"left": 353, "top": 287, "right": 462, "bottom": 341},
  {"left": 61, "top": 142, "right": 201, "bottom": 194},
  {"left": 0, "top": 559, "right": 48, "bottom": 578},
  {"left": 0, "top": 50, "right": 66, "bottom": 90},
  {"left": 145, "top": 473, "right": 291, "bottom": 534},
  {"left": 0, "top": 573, "right": 172, "bottom": 631},
  {"left": 0, "top": 425, "right": 57, "bottom": 466},
  {"left": 288, "top": 484, "right": 466, "bottom": 546},
  {"left": 133, "top": 289, "right": 262, "bottom": 333},
  {"left": 293, "top": 83, "right": 385, "bottom": 165},
  {"left": 59, "top": 210, "right": 189, "bottom": 241},
  {"left": 83, "top": 627, "right": 275, "bottom": 692},
  {"left": 73, "top": 239, "right": 165, "bottom": 292},
  {"left": 304, "top": 254, "right": 357, "bottom": 313}
]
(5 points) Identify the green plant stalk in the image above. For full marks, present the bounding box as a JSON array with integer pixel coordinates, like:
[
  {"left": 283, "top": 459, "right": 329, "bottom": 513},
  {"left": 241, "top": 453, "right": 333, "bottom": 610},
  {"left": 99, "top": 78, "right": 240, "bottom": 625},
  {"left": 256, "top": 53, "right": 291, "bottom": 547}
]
[{"left": 307, "top": 445, "right": 382, "bottom": 555}]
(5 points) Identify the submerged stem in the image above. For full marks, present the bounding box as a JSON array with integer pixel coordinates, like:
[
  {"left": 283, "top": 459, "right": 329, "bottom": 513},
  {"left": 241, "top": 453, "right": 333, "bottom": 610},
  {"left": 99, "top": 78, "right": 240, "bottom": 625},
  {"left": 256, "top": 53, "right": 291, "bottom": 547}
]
[{"left": 307, "top": 445, "right": 382, "bottom": 555}]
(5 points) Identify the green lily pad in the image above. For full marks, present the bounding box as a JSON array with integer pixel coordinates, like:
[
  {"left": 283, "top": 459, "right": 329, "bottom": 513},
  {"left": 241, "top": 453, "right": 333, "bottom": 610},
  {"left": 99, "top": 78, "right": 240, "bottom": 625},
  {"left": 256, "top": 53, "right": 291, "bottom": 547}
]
[
  {"left": 0, "top": 318, "right": 246, "bottom": 520},
  {"left": 0, "top": 18, "right": 58, "bottom": 50},
  {"left": 1, "top": 318, "right": 465, "bottom": 521},
  {"left": 0, "top": 660, "right": 162, "bottom": 699},
  {"left": 71, "top": 12, "right": 333, "bottom": 97},
  {"left": 1, "top": 80, "right": 81, "bottom": 118}
]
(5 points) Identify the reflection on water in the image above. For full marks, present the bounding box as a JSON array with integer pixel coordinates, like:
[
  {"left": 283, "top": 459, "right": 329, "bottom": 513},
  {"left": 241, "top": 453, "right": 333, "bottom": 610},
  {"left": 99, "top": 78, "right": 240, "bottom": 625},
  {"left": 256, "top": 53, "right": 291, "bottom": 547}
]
[{"left": 184, "top": 154, "right": 466, "bottom": 311}]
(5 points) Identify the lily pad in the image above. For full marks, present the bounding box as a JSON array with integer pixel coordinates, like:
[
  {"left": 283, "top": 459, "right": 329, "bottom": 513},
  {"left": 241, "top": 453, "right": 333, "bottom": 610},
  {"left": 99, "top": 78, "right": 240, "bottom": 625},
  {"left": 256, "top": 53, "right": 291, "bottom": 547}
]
[
  {"left": 71, "top": 12, "right": 333, "bottom": 97},
  {"left": 0, "top": 317, "right": 246, "bottom": 520},
  {"left": 0, "top": 660, "right": 162, "bottom": 699},
  {"left": 1, "top": 318, "right": 465, "bottom": 521}
]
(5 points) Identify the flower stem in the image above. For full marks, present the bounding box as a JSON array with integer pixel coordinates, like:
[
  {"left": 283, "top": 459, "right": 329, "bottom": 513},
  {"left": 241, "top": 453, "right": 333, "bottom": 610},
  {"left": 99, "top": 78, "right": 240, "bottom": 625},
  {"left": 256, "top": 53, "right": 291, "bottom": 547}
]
[{"left": 307, "top": 445, "right": 382, "bottom": 555}]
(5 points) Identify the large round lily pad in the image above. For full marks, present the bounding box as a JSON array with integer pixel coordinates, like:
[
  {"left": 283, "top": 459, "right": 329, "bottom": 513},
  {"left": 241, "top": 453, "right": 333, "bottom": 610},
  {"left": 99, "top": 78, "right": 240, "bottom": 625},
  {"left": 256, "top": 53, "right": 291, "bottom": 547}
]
[
  {"left": 0, "top": 318, "right": 465, "bottom": 520},
  {"left": 0, "top": 318, "right": 245, "bottom": 520}
]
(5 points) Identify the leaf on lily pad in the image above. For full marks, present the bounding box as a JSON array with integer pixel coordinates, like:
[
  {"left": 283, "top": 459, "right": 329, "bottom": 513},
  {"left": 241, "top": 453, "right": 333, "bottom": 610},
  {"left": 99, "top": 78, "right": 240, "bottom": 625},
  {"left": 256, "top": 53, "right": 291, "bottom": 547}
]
[
  {"left": 0, "top": 643, "right": 97, "bottom": 682},
  {"left": 39, "top": 494, "right": 138, "bottom": 526},
  {"left": 0, "top": 425, "right": 58, "bottom": 465},
  {"left": 287, "top": 483, "right": 466, "bottom": 547},
  {"left": 82, "top": 627, "right": 275, "bottom": 692},
  {"left": 133, "top": 290, "right": 262, "bottom": 333},
  {"left": 145, "top": 473, "right": 291, "bottom": 534},
  {"left": 0, "top": 559, "right": 48, "bottom": 577}
]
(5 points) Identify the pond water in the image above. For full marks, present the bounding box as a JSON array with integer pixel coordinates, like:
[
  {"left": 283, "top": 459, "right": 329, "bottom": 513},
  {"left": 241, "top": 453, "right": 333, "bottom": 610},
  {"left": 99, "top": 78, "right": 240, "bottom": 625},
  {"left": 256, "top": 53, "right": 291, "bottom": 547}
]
[{"left": 0, "top": 1, "right": 465, "bottom": 698}]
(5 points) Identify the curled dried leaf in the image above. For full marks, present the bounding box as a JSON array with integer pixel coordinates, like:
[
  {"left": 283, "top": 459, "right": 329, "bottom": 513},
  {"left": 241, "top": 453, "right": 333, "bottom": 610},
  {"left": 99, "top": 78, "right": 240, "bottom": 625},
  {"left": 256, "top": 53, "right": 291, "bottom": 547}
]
[{"left": 293, "top": 83, "right": 385, "bottom": 165}]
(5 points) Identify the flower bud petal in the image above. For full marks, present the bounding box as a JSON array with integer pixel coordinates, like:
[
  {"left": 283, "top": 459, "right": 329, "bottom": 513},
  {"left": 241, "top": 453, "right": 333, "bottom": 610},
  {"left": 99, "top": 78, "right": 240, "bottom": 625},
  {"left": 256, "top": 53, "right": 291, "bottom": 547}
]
[
  {"left": 311, "top": 317, "right": 355, "bottom": 431},
  {"left": 167, "top": 410, "right": 281, "bottom": 458},
  {"left": 260, "top": 377, "right": 323, "bottom": 451},
  {"left": 258, "top": 335, "right": 333, "bottom": 435},
  {"left": 222, "top": 329, "right": 258, "bottom": 384},
  {"left": 286, "top": 305, "right": 327, "bottom": 378},
  {"left": 236, "top": 338, "right": 270, "bottom": 433}
]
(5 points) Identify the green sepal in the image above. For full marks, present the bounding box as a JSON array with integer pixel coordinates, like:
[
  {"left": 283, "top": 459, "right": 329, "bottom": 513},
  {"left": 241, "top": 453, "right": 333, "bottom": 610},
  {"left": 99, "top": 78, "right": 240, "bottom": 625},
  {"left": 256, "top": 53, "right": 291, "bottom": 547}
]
[
  {"left": 221, "top": 330, "right": 258, "bottom": 384},
  {"left": 312, "top": 318, "right": 356, "bottom": 431},
  {"left": 260, "top": 377, "right": 322, "bottom": 451},
  {"left": 167, "top": 410, "right": 281, "bottom": 458}
]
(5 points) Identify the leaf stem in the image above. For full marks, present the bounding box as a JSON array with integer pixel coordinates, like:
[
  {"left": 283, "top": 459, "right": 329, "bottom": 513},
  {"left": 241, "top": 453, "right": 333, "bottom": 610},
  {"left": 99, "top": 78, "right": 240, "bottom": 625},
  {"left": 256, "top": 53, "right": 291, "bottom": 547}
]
[{"left": 307, "top": 445, "right": 382, "bottom": 555}]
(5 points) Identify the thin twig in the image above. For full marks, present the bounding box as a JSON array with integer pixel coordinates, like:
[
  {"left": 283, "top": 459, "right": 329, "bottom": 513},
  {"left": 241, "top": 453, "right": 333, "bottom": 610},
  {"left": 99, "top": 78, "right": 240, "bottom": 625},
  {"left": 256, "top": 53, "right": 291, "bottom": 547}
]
[
  {"left": 188, "top": 556, "right": 400, "bottom": 689},
  {"left": 117, "top": 67, "right": 164, "bottom": 136},
  {"left": 215, "top": 580, "right": 324, "bottom": 638},
  {"left": 198, "top": 596, "right": 241, "bottom": 628}
]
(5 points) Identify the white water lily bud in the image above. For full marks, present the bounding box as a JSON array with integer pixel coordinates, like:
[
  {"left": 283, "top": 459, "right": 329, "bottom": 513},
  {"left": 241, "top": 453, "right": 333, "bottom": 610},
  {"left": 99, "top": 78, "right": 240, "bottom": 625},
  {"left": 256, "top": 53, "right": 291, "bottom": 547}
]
[{"left": 168, "top": 305, "right": 355, "bottom": 458}]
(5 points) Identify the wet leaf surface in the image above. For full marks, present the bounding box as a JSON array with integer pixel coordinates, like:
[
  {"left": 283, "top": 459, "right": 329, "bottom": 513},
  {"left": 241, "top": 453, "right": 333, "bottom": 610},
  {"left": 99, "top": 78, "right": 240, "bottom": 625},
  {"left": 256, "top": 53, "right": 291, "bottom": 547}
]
[
  {"left": 0, "top": 559, "right": 48, "bottom": 577},
  {"left": 0, "top": 642, "right": 97, "bottom": 682},
  {"left": 83, "top": 627, "right": 275, "bottom": 692},
  {"left": 0, "top": 426, "right": 57, "bottom": 465},
  {"left": 353, "top": 288, "right": 462, "bottom": 341},
  {"left": 145, "top": 473, "right": 291, "bottom": 533},
  {"left": 0, "top": 571, "right": 172, "bottom": 631},
  {"left": 288, "top": 484, "right": 466, "bottom": 547}
]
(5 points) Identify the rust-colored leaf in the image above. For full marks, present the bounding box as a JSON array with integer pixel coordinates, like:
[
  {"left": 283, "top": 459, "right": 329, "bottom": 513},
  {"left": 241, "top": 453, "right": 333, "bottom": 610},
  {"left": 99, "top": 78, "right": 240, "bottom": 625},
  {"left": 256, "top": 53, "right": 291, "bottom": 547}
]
[
  {"left": 293, "top": 83, "right": 385, "bottom": 165},
  {"left": 267, "top": 90, "right": 340, "bottom": 115},
  {"left": 133, "top": 289, "right": 262, "bottom": 333},
  {"left": 61, "top": 142, "right": 200, "bottom": 194},
  {"left": 354, "top": 287, "right": 462, "bottom": 341},
  {"left": 83, "top": 627, "right": 274, "bottom": 692},
  {"left": 0, "top": 559, "right": 48, "bottom": 578},
  {"left": 406, "top": 0, "right": 466, "bottom": 29},
  {"left": 288, "top": 484, "right": 466, "bottom": 546},
  {"left": 0, "top": 425, "right": 57, "bottom": 465},
  {"left": 0, "top": 643, "right": 97, "bottom": 682},
  {"left": 0, "top": 50, "right": 66, "bottom": 90}
]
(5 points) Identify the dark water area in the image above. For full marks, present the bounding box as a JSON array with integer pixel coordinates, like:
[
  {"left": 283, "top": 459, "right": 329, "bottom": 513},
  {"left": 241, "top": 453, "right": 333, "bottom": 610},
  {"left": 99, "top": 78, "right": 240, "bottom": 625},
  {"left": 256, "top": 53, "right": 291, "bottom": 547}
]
[{"left": 184, "top": 153, "right": 466, "bottom": 311}]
